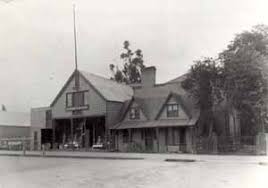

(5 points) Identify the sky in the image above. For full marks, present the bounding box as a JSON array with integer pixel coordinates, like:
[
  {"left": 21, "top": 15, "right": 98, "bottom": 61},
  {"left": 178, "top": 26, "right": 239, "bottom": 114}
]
[{"left": 0, "top": 0, "right": 268, "bottom": 112}]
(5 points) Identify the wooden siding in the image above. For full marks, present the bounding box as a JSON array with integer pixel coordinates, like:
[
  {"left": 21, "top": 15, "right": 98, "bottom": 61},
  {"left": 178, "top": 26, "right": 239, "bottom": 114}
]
[
  {"left": 31, "top": 107, "right": 51, "bottom": 128},
  {"left": 0, "top": 126, "right": 30, "bottom": 138},
  {"left": 51, "top": 74, "right": 106, "bottom": 119},
  {"left": 106, "top": 101, "right": 123, "bottom": 129}
]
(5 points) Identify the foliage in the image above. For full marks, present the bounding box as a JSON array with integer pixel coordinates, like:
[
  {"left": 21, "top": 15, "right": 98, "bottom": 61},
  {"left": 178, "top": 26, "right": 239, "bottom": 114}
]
[
  {"left": 183, "top": 25, "right": 268, "bottom": 136},
  {"left": 219, "top": 25, "right": 268, "bottom": 135},
  {"left": 125, "top": 142, "right": 145, "bottom": 153},
  {"left": 182, "top": 58, "right": 223, "bottom": 136},
  {"left": 110, "top": 41, "right": 145, "bottom": 84}
]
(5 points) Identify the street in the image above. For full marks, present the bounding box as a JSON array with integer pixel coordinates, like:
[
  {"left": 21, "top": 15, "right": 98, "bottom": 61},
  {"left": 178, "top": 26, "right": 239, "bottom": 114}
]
[{"left": 0, "top": 154, "right": 267, "bottom": 188}]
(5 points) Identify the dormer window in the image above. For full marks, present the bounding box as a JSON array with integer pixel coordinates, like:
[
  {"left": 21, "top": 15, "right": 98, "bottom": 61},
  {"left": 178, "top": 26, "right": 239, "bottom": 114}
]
[
  {"left": 166, "top": 104, "right": 179, "bottom": 117},
  {"left": 129, "top": 107, "right": 140, "bottom": 120}
]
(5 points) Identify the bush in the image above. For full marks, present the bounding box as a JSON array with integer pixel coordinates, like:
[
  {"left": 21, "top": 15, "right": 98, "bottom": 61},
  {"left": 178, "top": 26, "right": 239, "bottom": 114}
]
[{"left": 126, "top": 142, "right": 145, "bottom": 153}]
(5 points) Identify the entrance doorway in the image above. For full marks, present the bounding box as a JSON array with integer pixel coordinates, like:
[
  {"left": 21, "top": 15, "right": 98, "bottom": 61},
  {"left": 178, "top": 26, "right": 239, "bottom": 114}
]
[
  {"left": 144, "top": 128, "right": 154, "bottom": 152},
  {"left": 54, "top": 116, "right": 106, "bottom": 150}
]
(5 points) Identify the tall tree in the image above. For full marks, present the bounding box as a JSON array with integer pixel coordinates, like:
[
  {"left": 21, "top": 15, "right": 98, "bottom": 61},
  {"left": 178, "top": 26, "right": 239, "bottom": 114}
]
[
  {"left": 110, "top": 41, "right": 145, "bottom": 84},
  {"left": 219, "top": 25, "right": 268, "bottom": 135},
  {"left": 182, "top": 58, "right": 223, "bottom": 136}
]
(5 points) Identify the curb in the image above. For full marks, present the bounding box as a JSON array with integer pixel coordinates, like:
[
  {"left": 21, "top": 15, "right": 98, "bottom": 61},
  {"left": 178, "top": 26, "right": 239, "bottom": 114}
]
[{"left": 0, "top": 154, "right": 144, "bottom": 160}]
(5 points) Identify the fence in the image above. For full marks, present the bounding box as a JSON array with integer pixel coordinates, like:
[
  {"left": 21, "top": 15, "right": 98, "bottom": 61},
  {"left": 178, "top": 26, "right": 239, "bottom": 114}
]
[
  {"left": 0, "top": 137, "right": 32, "bottom": 152},
  {"left": 196, "top": 135, "right": 257, "bottom": 154}
]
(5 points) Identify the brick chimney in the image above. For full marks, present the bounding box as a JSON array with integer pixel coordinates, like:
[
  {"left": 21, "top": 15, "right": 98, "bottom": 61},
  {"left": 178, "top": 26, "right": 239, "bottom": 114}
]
[{"left": 141, "top": 66, "right": 156, "bottom": 88}]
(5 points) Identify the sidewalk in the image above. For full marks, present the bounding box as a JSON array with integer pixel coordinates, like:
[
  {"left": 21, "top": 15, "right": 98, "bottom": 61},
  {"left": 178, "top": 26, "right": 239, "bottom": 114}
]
[{"left": 0, "top": 150, "right": 267, "bottom": 163}]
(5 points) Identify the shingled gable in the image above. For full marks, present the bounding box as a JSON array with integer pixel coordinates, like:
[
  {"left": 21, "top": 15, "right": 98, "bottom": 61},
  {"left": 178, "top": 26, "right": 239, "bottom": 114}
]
[
  {"left": 111, "top": 74, "right": 200, "bottom": 130},
  {"left": 50, "top": 70, "right": 133, "bottom": 107},
  {"left": 155, "top": 92, "right": 192, "bottom": 120},
  {"left": 119, "top": 97, "right": 149, "bottom": 121}
]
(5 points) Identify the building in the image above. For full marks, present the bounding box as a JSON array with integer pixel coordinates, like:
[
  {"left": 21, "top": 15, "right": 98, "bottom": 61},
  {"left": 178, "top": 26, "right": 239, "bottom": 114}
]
[
  {"left": 30, "top": 107, "right": 52, "bottom": 150},
  {"left": 31, "top": 69, "right": 133, "bottom": 150},
  {"left": 0, "top": 111, "right": 30, "bottom": 150},
  {"left": 30, "top": 66, "right": 200, "bottom": 153},
  {"left": 111, "top": 67, "right": 199, "bottom": 153},
  {"left": 0, "top": 111, "right": 30, "bottom": 138}
]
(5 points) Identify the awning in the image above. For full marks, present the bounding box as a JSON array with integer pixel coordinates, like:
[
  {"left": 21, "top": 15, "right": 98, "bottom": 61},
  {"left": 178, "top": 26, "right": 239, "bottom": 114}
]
[{"left": 110, "top": 118, "right": 198, "bottom": 130}]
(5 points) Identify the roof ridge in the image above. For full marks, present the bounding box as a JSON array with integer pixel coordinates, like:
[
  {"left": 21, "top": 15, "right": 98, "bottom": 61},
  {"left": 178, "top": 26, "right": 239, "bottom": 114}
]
[
  {"left": 79, "top": 70, "right": 130, "bottom": 87},
  {"left": 0, "top": 111, "right": 29, "bottom": 114},
  {"left": 166, "top": 73, "right": 188, "bottom": 84}
]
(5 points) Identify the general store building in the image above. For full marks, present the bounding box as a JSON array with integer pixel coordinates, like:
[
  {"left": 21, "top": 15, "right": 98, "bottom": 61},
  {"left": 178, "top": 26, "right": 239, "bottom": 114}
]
[{"left": 31, "top": 67, "right": 199, "bottom": 153}]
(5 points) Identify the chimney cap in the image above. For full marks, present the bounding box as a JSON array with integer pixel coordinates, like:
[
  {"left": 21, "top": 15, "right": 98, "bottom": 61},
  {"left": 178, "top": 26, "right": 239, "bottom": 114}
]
[{"left": 142, "top": 66, "right": 156, "bottom": 72}]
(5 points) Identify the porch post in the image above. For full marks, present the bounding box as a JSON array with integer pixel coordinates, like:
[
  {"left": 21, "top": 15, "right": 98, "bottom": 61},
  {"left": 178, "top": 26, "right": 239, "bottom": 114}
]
[
  {"left": 83, "top": 118, "right": 86, "bottom": 148},
  {"left": 70, "top": 118, "right": 74, "bottom": 150},
  {"left": 156, "top": 128, "right": 159, "bottom": 152},
  {"left": 128, "top": 129, "right": 132, "bottom": 143},
  {"left": 93, "top": 122, "right": 95, "bottom": 145},
  {"left": 52, "top": 120, "right": 56, "bottom": 149}
]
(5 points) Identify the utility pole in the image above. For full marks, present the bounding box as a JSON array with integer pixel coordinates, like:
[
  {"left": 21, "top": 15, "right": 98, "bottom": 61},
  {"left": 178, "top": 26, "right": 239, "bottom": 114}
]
[
  {"left": 73, "top": 4, "right": 80, "bottom": 89},
  {"left": 73, "top": 4, "right": 78, "bottom": 71}
]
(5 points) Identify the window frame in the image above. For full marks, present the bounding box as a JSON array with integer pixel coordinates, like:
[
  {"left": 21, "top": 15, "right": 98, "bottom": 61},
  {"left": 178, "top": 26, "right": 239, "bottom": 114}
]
[
  {"left": 166, "top": 104, "right": 179, "bottom": 117},
  {"left": 129, "top": 107, "right": 140, "bottom": 120},
  {"left": 66, "top": 93, "right": 73, "bottom": 108},
  {"left": 66, "top": 90, "right": 88, "bottom": 109}
]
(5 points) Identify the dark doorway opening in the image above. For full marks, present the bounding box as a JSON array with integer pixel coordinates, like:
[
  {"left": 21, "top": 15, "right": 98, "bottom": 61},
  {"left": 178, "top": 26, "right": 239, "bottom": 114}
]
[
  {"left": 143, "top": 128, "right": 155, "bottom": 152},
  {"left": 54, "top": 116, "right": 106, "bottom": 150},
  {"left": 41, "top": 128, "right": 53, "bottom": 149}
]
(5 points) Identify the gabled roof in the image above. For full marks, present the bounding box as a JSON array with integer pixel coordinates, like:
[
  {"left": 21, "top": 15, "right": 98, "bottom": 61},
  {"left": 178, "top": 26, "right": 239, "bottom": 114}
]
[
  {"left": 0, "top": 112, "right": 30, "bottom": 127},
  {"left": 117, "top": 99, "right": 133, "bottom": 122},
  {"left": 134, "top": 97, "right": 167, "bottom": 120},
  {"left": 112, "top": 77, "right": 200, "bottom": 130},
  {"left": 80, "top": 71, "right": 133, "bottom": 102},
  {"left": 51, "top": 70, "right": 133, "bottom": 106},
  {"left": 165, "top": 73, "right": 188, "bottom": 84},
  {"left": 119, "top": 98, "right": 149, "bottom": 121},
  {"left": 155, "top": 92, "right": 192, "bottom": 120}
]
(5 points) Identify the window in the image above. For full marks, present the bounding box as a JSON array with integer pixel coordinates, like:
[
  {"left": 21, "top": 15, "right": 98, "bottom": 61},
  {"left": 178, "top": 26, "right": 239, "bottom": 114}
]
[
  {"left": 74, "top": 92, "right": 85, "bottom": 107},
  {"left": 66, "top": 91, "right": 87, "bottom": 108},
  {"left": 45, "top": 110, "right": 52, "bottom": 127},
  {"left": 166, "top": 104, "right": 179, "bottom": 117},
  {"left": 129, "top": 107, "right": 140, "bottom": 120},
  {"left": 46, "top": 110, "right": 52, "bottom": 121},
  {"left": 66, "top": 93, "right": 73, "bottom": 107}
]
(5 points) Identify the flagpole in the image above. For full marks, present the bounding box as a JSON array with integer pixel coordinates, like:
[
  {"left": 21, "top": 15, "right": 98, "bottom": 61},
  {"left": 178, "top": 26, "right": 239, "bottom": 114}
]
[{"left": 73, "top": 4, "right": 78, "bottom": 71}]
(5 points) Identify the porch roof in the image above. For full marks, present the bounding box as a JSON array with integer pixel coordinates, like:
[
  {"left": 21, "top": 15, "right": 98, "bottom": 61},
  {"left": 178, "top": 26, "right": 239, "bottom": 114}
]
[{"left": 111, "top": 118, "right": 197, "bottom": 130}]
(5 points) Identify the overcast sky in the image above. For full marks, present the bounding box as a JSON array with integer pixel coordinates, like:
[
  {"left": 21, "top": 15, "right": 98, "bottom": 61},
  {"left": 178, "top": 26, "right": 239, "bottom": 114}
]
[{"left": 1, "top": 0, "right": 268, "bottom": 112}]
